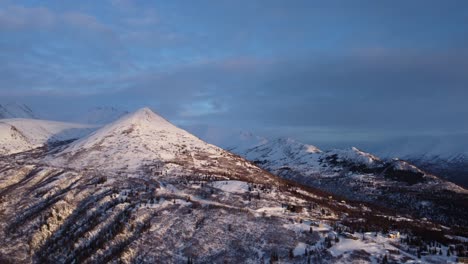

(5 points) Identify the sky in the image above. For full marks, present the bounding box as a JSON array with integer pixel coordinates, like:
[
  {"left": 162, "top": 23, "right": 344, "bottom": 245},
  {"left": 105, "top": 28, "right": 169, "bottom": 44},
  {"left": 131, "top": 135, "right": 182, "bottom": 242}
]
[{"left": 1, "top": 0, "right": 468, "bottom": 148}]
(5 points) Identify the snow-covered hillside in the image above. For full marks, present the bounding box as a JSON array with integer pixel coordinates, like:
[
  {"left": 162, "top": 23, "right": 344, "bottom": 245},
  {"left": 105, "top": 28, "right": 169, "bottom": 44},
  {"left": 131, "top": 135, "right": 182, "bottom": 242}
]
[
  {"left": 0, "top": 119, "right": 95, "bottom": 155},
  {"left": 48, "top": 108, "right": 274, "bottom": 185},
  {"left": 242, "top": 137, "right": 323, "bottom": 176},
  {"left": 0, "top": 102, "right": 38, "bottom": 119},
  {"left": 367, "top": 135, "right": 468, "bottom": 187},
  {"left": 49, "top": 107, "right": 223, "bottom": 172},
  {"left": 0, "top": 107, "right": 466, "bottom": 263},
  {"left": 238, "top": 138, "right": 385, "bottom": 179},
  {"left": 228, "top": 136, "right": 467, "bottom": 226}
]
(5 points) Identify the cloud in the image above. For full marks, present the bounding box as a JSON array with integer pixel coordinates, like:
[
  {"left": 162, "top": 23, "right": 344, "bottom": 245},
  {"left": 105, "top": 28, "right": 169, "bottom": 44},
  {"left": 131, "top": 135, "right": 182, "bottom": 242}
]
[
  {"left": 109, "top": 0, "right": 135, "bottom": 11},
  {"left": 0, "top": 3, "right": 135, "bottom": 92},
  {"left": 62, "top": 12, "right": 112, "bottom": 33},
  {"left": 124, "top": 9, "right": 159, "bottom": 27},
  {"left": 0, "top": 4, "right": 115, "bottom": 33},
  {"left": 1, "top": 0, "right": 468, "bottom": 147},
  {"left": 107, "top": 48, "right": 468, "bottom": 136},
  {"left": 0, "top": 5, "right": 55, "bottom": 30}
]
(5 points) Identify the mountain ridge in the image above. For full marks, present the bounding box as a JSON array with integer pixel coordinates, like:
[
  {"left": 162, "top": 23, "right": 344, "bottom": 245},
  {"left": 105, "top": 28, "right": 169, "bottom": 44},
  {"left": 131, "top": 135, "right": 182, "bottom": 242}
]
[
  {"left": 0, "top": 118, "right": 96, "bottom": 156},
  {"left": 0, "top": 107, "right": 467, "bottom": 263}
]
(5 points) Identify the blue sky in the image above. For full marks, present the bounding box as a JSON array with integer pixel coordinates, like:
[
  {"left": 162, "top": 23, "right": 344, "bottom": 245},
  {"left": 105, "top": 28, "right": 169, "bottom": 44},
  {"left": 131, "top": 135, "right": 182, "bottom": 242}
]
[{"left": 1, "top": 0, "right": 468, "bottom": 147}]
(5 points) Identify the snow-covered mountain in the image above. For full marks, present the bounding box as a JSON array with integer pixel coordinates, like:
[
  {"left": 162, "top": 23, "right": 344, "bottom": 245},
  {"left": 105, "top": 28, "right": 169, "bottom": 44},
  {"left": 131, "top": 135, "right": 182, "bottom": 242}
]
[
  {"left": 190, "top": 127, "right": 468, "bottom": 223},
  {"left": 0, "top": 118, "right": 95, "bottom": 155},
  {"left": 77, "top": 106, "right": 129, "bottom": 124},
  {"left": 0, "top": 102, "right": 38, "bottom": 119},
  {"left": 368, "top": 135, "right": 468, "bottom": 188},
  {"left": 227, "top": 136, "right": 467, "bottom": 226},
  {"left": 0, "top": 107, "right": 401, "bottom": 263},
  {"left": 0, "top": 108, "right": 467, "bottom": 263},
  {"left": 48, "top": 108, "right": 273, "bottom": 183}
]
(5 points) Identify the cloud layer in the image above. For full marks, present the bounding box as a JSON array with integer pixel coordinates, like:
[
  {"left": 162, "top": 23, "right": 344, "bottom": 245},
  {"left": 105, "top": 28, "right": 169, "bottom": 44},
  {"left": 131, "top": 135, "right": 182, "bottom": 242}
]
[{"left": 1, "top": 0, "right": 467, "bottom": 146}]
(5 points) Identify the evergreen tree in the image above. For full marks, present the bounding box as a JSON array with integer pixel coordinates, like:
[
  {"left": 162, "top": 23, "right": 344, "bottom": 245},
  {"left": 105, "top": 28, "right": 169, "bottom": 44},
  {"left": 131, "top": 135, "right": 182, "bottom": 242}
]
[
  {"left": 382, "top": 254, "right": 388, "bottom": 264},
  {"left": 326, "top": 237, "right": 332, "bottom": 248},
  {"left": 269, "top": 251, "right": 279, "bottom": 264}
]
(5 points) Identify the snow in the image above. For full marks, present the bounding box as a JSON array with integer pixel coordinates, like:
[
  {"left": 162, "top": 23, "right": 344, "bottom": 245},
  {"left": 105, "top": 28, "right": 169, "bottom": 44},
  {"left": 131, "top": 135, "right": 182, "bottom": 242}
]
[
  {"left": 0, "top": 118, "right": 95, "bottom": 155},
  {"left": 211, "top": 181, "right": 249, "bottom": 193},
  {"left": 293, "top": 242, "right": 307, "bottom": 257},
  {"left": 244, "top": 137, "right": 321, "bottom": 162},
  {"left": 240, "top": 137, "right": 323, "bottom": 178},
  {"left": 445, "top": 235, "right": 468, "bottom": 242},
  {"left": 325, "top": 147, "right": 381, "bottom": 166},
  {"left": 48, "top": 107, "right": 230, "bottom": 173},
  {"left": 329, "top": 238, "right": 380, "bottom": 257},
  {"left": 253, "top": 207, "right": 285, "bottom": 218},
  {"left": 1, "top": 107, "right": 466, "bottom": 263}
]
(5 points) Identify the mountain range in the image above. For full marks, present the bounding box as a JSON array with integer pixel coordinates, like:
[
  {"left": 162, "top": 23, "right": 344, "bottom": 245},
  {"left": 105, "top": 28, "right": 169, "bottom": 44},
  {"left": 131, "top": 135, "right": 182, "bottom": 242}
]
[
  {"left": 0, "top": 118, "right": 95, "bottom": 156},
  {"left": 0, "top": 104, "right": 467, "bottom": 263},
  {"left": 190, "top": 126, "right": 468, "bottom": 189}
]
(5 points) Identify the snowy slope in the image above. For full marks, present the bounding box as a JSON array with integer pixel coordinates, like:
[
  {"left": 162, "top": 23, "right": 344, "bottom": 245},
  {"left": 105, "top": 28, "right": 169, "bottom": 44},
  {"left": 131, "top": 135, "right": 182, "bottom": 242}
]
[
  {"left": 231, "top": 136, "right": 467, "bottom": 225},
  {"left": 0, "top": 118, "right": 95, "bottom": 155},
  {"left": 368, "top": 135, "right": 468, "bottom": 187},
  {"left": 324, "top": 147, "right": 381, "bottom": 167},
  {"left": 239, "top": 138, "right": 385, "bottom": 178},
  {"left": 49, "top": 108, "right": 221, "bottom": 172},
  {"left": 235, "top": 137, "right": 456, "bottom": 186},
  {"left": 48, "top": 108, "right": 272, "bottom": 183},
  {"left": 0, "top": 102, "right": 38, "bottom": 119},
  {"left": 0, "top": 108, "right": 467, "bottom": 263},
  {"left": 242, "top": 137, "right": 323, "bottom": 177}
]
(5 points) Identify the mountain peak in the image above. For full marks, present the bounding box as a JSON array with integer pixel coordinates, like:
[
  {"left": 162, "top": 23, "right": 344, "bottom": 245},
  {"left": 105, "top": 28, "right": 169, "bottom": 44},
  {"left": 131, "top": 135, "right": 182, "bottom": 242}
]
[
  {"left": 103, "top": 107, "right": 174, "bottom": 131},
  {"left": 134, "top": 106, "right": 154, "bottom": 115},
  {"left": 47, "top": 107, "right": 223, "bottom": 173},
  {"left": 272, "top": 137, "right": 322, "bottom": 153},
  {"left": 325, "top": 146, "right": 381, "bottom": 166}
]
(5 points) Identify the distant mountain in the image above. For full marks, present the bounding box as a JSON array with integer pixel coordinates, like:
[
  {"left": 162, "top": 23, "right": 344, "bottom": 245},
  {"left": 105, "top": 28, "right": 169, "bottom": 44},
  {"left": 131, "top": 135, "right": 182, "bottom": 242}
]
[
  {"left": 77, "top": 106, "right": 129, "bottom": 124},
  {"left": 368, "top": 135, "right": 468, "bottom": 188},
  {"left": 0, "top": 118, "right": 96, "bottom": 155},
  {"left": 0, "top": 102, "right": 38, "bottom": 119},
  {"left": 220, "top": 136, "right": 468, "bottom": 226},
  {"left": 193, "top": 125, "right": 468, "bottom": 188}
]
